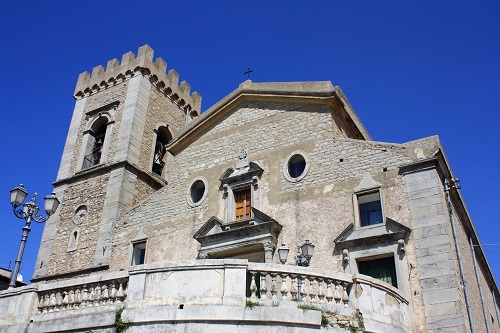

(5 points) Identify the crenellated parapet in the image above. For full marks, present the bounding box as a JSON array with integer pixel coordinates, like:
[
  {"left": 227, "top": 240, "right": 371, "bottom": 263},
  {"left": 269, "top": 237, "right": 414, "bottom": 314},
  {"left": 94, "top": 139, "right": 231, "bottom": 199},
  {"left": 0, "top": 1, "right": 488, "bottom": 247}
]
[{"left": 74, "top": 44, "right": 202, "bottom": 115}]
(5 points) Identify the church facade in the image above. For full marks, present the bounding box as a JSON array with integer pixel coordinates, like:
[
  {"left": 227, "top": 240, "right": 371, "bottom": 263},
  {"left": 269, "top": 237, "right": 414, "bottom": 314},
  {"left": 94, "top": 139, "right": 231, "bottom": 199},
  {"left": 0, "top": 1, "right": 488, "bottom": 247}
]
[{"left": 0, "top": 45, "right": 499, "bottom": 333}]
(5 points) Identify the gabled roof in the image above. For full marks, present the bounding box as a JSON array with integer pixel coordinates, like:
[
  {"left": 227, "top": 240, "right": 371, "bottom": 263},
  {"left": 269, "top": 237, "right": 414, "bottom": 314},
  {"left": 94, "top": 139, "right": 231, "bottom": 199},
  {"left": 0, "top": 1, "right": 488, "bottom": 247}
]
[{"left": 168, "top": 80, "right": 371, "bottom": 154}]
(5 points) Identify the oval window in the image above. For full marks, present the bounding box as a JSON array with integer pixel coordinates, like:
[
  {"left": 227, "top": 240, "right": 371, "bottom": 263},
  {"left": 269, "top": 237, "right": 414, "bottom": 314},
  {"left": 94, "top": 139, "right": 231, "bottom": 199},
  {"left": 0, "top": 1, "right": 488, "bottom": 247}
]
[
  {"left": 283, "top": 151, "right": 309, "bottom": 182},
  {"left": 288, "top": 154, "right": 306, "bottom": 179},
  {"left": 190, "top": 180, "right": 206, "bottom": 204}
]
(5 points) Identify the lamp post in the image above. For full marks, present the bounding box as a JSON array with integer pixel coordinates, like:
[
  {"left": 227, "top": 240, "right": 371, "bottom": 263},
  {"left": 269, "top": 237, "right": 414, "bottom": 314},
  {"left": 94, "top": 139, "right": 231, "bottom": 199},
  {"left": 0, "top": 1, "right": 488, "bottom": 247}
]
[
  {"left": 278, "top": 240, "right": 315, "bottom": 266},
  {"left": 8, "top": 184, "right": 59, "bottom": 289},
  {"left": 277, "top": 240, "right": 315, "bottom": 301}
]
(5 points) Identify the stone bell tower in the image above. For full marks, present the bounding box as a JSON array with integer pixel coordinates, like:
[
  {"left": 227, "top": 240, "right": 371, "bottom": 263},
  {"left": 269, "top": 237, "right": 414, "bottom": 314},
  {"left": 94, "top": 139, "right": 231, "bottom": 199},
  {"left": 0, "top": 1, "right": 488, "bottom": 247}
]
[{"left": 33, "top": 45, "right": 201, "bottom": 282}]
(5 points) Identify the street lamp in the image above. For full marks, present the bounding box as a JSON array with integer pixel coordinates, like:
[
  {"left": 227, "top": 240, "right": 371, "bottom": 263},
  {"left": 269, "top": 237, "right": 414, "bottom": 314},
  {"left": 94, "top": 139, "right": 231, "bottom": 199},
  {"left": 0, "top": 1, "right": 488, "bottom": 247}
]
[
  {"left": 298, "top": 240, "right": 315, "bottom": 266},
  {"left": 277, "top": 240, "right": 315, "bottom": 267},
  {"left": 278, "top": 244, "right": 290, "bottom": 264},
  {"left": 277, "top": 240, "right": 315, "bottom": 302},
  {"left": 8, "top": 184, "right": 59, "bottom": 289}
]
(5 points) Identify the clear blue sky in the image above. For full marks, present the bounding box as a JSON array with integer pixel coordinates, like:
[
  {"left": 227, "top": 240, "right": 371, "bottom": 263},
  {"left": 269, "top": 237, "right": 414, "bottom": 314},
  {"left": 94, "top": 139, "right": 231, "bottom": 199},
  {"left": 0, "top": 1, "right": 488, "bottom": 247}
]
[{"left": 0, "top": 1, "right": 499, "bottom": 285}]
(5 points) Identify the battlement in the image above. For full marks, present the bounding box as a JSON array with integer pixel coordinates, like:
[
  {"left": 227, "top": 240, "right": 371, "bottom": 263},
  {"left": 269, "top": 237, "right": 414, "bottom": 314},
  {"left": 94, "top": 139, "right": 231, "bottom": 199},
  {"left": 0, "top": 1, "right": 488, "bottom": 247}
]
[{"left": 74, "top": 45, "right": 202, "bottom": 114}]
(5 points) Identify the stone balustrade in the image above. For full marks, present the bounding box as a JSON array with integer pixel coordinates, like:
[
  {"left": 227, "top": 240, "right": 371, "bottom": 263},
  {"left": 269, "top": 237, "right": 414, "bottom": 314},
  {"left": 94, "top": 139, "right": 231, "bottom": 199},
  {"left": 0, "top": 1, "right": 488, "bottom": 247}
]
[
  {"left": 0, "top": 261, "right": 411, "bottom": 332},
  {"left": 36, "top": 272, "right": 128, "bottom": 314},
  {"left": 247, "top": 263, "right": 353, "bottom": 306}
]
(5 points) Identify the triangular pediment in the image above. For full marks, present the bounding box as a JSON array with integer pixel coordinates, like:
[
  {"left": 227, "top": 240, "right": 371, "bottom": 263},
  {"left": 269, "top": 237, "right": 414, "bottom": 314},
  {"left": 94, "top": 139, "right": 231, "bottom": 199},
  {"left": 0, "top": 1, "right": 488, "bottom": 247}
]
[
  {"left": 220, "top": 162, "right": 264, "bottom": 184},
  {"left": 193, "top": 208, "right": 282, "bottom": 260},
  {"left": 353, "top": 173, "right": 381, "bottom": 192},
  {"left": 193, "top": 216, "right": 224, "bottom": 239},
  {"left": 168, "top": 81, "right": 371, "bottom": 155},
  {"left": 132, "top": 227, "right": 149, "bottom": 242},
  {"left": 334, "top": 218, "right": 410, "bottom": 248}
]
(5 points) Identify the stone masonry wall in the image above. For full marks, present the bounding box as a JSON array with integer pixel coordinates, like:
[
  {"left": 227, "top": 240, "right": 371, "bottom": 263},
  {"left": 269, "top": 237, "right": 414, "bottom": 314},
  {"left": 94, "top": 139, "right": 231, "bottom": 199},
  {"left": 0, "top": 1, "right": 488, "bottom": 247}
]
[
  {"left": 68, "top": 83, "right": 128, "bottom": 176},
  {"left": 109, "top": 101, "right": 434, "bottom": 279},
  {"left": 453, "top": 199, "right": 500, "bottom": 333},
  {"left": 42, "top": 74, "right": 184, "bottom": 278},
  {"left": 46, "top": 172, "right": 110, "bottom": 276},
  {"left": 403, "top": 166, "right": 468, "bottom": 333},
  {"left": 137, "top": 84, "right": 186, "bottom": 173}
]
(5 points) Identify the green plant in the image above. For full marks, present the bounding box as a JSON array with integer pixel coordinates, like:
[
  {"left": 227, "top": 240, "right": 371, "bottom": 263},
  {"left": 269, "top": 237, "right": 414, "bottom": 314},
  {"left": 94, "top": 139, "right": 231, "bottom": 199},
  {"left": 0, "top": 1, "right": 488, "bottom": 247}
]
[
  {"left": 245, "top": 299, "right": 263, "bottom": 309},
  {"left": 297, "top": 303, "right": 322, "bottom": 312},
  {"left": 115, "top": 307, "right": 130, "bottom": 333},
  {"left": 322, "top": 309, "right": 337, "bottom": 316},
  {"left": 356, "top": 310, "right": 365, "bottom": 331},
  {"left": 271, "top": 301, "right": 280, "bottom": 307},
  {"left": 337, "top": 321, "right": 359, "bottom": 333},
  {"left": 321, "top": 313, "right": 329, "bottom": 327}
]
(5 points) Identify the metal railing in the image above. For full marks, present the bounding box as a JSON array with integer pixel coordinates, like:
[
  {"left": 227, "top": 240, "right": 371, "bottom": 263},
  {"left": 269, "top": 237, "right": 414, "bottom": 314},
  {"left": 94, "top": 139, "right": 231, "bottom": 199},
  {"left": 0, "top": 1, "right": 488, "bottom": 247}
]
[{"left": 82, "top": 152, "right": 101, "bottom": 169}]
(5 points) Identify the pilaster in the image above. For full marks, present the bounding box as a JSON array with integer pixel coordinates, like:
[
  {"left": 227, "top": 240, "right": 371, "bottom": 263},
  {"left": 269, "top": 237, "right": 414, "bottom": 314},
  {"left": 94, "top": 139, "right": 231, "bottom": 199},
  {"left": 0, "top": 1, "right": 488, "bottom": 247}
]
[
  {"left": 56, "top": 98, "right": 87, "bottom": 180},
  {"left": 94, "top": 168, "right": 138, "bottom": 266},
  {"left": 113, "top": 75, "right": 151, "bottom": 165},
  {"left": 402, "top": 161, "right": 468, "bottom": 333}
]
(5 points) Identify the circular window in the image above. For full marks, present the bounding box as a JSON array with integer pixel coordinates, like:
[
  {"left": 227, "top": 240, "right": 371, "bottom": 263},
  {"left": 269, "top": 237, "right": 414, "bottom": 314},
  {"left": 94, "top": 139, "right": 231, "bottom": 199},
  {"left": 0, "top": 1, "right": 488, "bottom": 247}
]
[
  {"left": 283, "top": 151, "right": 310, "bottom": 182},
  {"left": 187, "top": 177, "right": 208, "bottom": 207},
  {"left": 73, "top": 205, "right": 88, "bottom": 225}
]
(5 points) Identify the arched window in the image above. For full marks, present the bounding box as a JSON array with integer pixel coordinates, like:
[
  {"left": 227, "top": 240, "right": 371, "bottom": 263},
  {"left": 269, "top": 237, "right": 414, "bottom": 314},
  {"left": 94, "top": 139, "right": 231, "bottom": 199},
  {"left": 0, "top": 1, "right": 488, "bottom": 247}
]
[
  {"left": 152, "top": 126, "right": 172, "bottom": 176},
  {"left": 67, "top": 227, "right": 81, "bottom": 251},
  {"left": 82, "top": 116, "right": 109, "bottom": 169}
]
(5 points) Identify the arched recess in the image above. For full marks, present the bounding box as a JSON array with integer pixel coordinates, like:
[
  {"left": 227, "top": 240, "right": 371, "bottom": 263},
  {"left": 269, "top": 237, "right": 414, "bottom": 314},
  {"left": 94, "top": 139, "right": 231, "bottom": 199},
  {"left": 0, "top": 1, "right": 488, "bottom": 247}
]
[
  {"left": 79, "top": 114, "right": 113, "bottom": 170},
  {"left": 67, "top": 227, "right": 81, "bottom": 252},
  {"left": 151, "top": 125, "right": 172, "bottom": 177}
]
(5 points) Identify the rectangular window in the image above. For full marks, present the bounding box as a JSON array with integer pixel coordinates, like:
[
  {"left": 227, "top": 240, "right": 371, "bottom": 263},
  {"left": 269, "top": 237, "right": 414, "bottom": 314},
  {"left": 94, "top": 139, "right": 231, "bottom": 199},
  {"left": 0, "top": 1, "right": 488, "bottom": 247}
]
[
  {"left": 235, "top": 188, "right": 252, "bottom": 221},
  {"left": 131, "top": 242, "right": 146, "bottom": 265},
  {"left": 358, "top": 256, "right": 397, "bottom": 288},
  {"left": 358, "top": 191, "right": 383, "bottom": 226}
]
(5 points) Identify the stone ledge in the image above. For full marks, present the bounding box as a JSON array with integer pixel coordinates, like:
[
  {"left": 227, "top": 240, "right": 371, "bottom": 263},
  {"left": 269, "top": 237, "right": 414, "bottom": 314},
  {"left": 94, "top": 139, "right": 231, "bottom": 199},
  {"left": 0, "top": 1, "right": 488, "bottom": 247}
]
[
  {"left": 31, "top": 264, "right": 109, "bottom": 283},
  {"left": 0, "top": 284, "right": 37, "bottom": 297},
  {"left": 37, "top": 270, "right": 128, "bottom": 292},
  {"left": 129, "top": 259, "right": 250, "bottom": 275},
  {"left": 123, "top": 304, "right": 321, "bottom": 327},
  {"left": 353, "top": 274, "right": 408, "bottom": 304},
  {"left": 29, "top": 307, "right": 117, "bottom": 333}
]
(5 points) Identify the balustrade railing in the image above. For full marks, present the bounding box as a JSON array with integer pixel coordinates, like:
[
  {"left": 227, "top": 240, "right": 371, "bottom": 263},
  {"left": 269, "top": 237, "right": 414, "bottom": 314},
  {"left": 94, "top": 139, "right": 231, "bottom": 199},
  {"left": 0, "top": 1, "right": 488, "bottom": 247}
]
[
  {"left": 247, "top": 263, "right": 352, "bottom": 307},
  {"left": 36, "top": 277, "right": 128, "bottom": 314}
]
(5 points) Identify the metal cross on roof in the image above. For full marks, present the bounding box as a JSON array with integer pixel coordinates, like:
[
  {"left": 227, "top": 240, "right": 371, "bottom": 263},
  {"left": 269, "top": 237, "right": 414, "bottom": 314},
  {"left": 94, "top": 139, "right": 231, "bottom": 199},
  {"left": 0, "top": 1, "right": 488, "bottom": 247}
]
[{"left": 244, "top": 68, "right": 253, "bottom": 80}]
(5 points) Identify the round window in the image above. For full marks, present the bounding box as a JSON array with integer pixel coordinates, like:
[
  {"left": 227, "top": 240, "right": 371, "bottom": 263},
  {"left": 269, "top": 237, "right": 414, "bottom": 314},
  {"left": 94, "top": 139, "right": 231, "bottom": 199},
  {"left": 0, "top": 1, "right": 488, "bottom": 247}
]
[
  {"left": 288, "top": 154, "right": 306, "bottom": 178},
  {"left": 191, "top": 180, "right": 205, "bottom": 203},
  {"left": 283, "top": 151, "right": 310, "bottom": 182},
  {"left": 187, "top": 177, "right": 208, "bottom": 207}
]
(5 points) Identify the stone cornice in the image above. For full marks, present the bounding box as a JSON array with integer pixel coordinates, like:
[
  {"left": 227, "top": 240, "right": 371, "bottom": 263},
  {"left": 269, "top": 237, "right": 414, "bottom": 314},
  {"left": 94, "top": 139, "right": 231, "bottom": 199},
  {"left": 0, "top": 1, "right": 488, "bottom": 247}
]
[
  {"left": 73, "top": 45, "right": 201, "bottom": 115},
  {"left": 30, "top": 264, "right": 109, "bottom": 283},
  {"left": 52, "top": 160, "right": 168, "bottom": 188}
]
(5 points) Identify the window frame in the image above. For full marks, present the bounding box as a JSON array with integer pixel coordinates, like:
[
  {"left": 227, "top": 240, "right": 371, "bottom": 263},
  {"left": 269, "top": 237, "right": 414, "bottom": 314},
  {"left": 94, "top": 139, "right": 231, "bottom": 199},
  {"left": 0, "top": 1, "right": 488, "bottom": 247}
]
[
  {"left": 67, "top": 227, "right": 81, "bottom": 252},
  {"left": 283, "top": 150, "right": 310, "bottom": 182},
  {"left": 353, "top": 188, "right": 386, "bottom": 228},
  {"left": 357, "top": 255, "right": 398, "bottom": 288},
  {"left": 187, "top": 176, "right": 208, "bottom": 207},
  {"left": 131, "top": 241, "right": 147, "bottom": 266},
  {"left": 234, "top": 187, "right": 252, "bottom": 221},
  {"left": 150, "top": 125, "right": 172, "bottom": 177},
  {"left": 78, "top": 113, "right": 114, "bottom": 171},
  {"left": 224, "top": 179, "right": 257, "bottom": 222}
]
